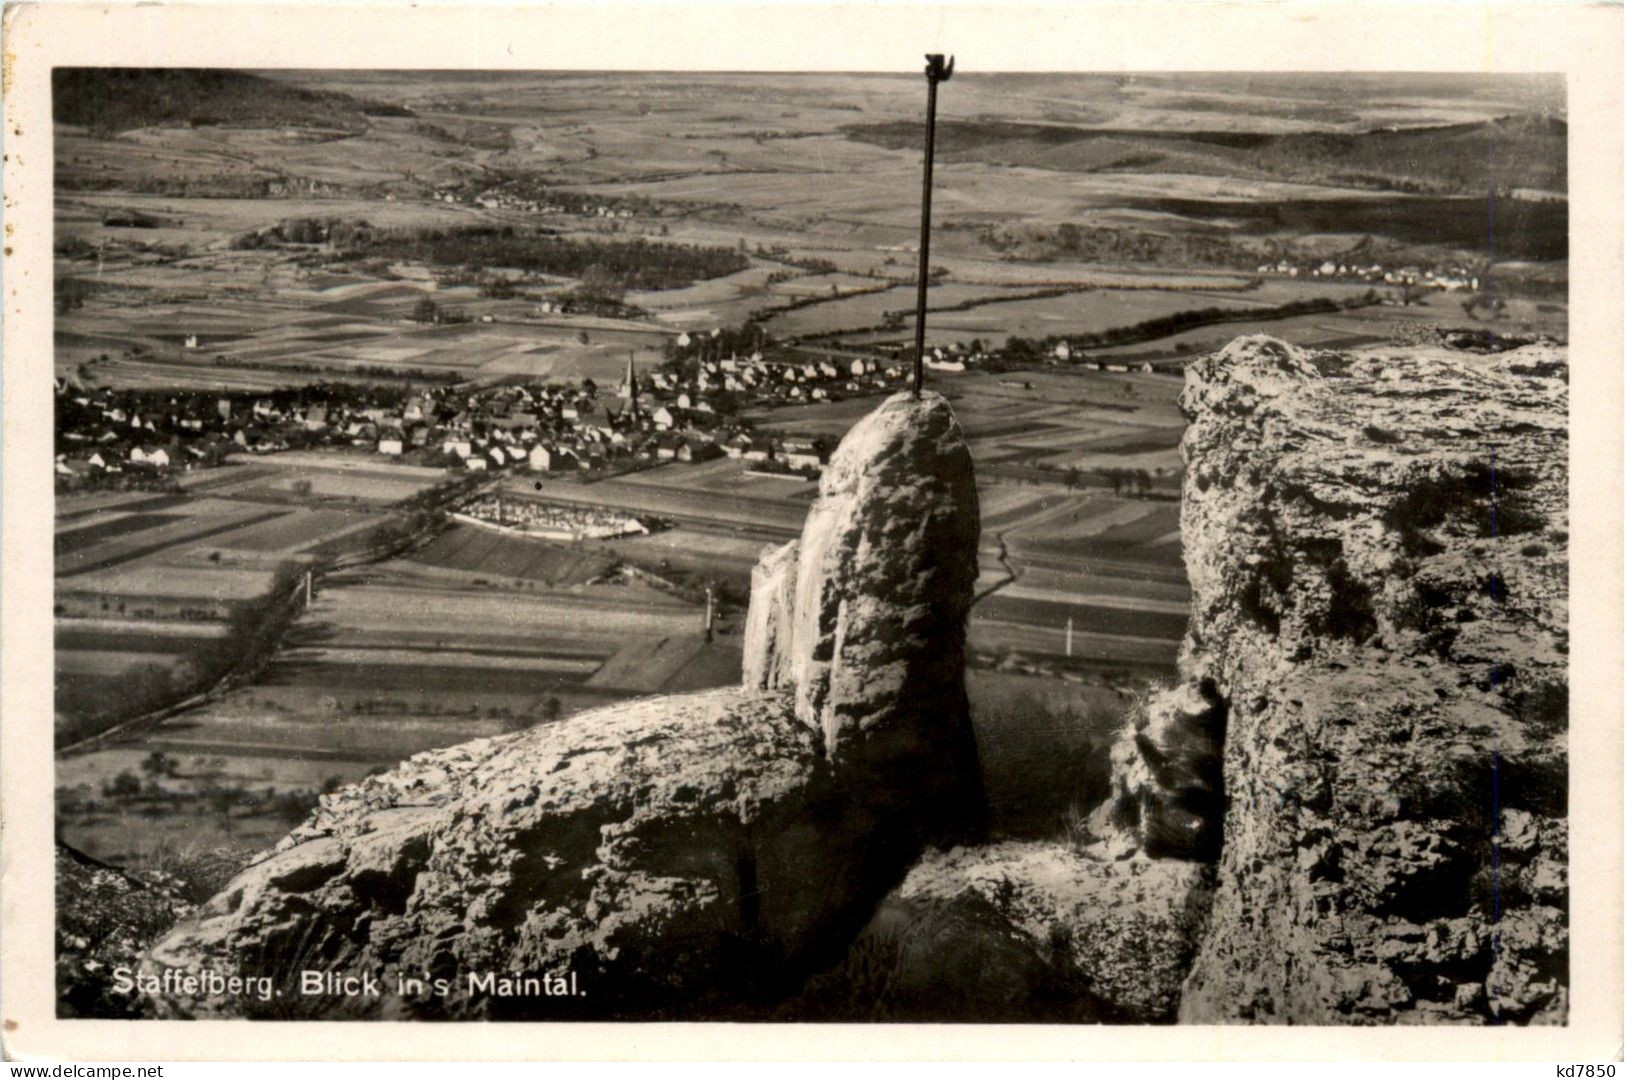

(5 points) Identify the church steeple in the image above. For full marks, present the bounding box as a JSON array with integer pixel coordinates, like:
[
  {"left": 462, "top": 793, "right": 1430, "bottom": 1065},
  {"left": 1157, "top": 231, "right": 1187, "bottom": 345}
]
[{"left": 620, "top": 350, "right": 641, "bottom": 423}]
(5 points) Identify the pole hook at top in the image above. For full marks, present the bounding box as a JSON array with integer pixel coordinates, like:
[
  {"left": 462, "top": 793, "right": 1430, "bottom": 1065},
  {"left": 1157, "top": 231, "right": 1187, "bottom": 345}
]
[{"left": 913, "top": 54, "right": 953, "bottom": 400}]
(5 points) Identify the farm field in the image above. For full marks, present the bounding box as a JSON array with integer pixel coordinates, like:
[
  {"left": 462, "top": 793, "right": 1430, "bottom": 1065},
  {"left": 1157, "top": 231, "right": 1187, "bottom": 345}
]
[
  {"left": 1003, "top": 497, "right": 1182, "bottom": 559},
  {"left": 1088, "top": 298, "right": 1567, "bottom": 362},
  {"left": 55, "top": 556, "right": 741, "bottom": 862},
  {"left": 923, "top": 286, "right": 1259, "bottom": 343},
  {"left": 627, "top": 265, "right": 787, "bottom": 329},
  {"left": 208, "top": 508, "right": 390, "bottom": 555},
  {"left": 617, "top": 455, "right": 820, "bottom": 499},
  {"left": 744, "top": 367, "right": 1186, "bottom": 485},
  {"left": 763, "top": 282, "right": 1022, "bottom": 338},
  {"left": 56, "top": 616, "right": 231, "bottom": 650},
  {"left": 55, "top": 617, "right": 230, "bottom": 725},
  {"left": 55, "top": 569, "right": 1152, "bottom": 869},
  {"left": 768, "top": 283, "right": 1269, "bottom": 348},
  {"left": 56, "top": 484, "right": 407, "bottom": 580},
  {"left": 193, "top": 454, "right": 444, "bottom": 505},
  {"left": 52, "top": 449, "right": 468, "bottom": 746},
  {"left": 56, "top": 488, "right": 191, "bottom": 519},
  {"left": 602, "top": 528, "right": 778, "bottom": 592},
  {"left": 57, "top": 748, "right": 345, "bottom": 866},
  {"left": 55, "top": 646, "right": 1139, "bottom": 864},
  {"left": 56, "top": 70, "right": 1565, "bottom": 400},
  {"left": 55, "top": 501, "right": 290, "bottom": 576},
  {"left": 972, "top": 484, "right": 1186, "bottom": 676},
  {"left": 57, "top": 224, "right": 686, "bottom": 391},
  {"left": 55, "top": 413, "right": 1194, "bottom": 851},
  {"left": 489, "top": 367, "right": 1195, "bottom": 675},
  {"left": 976, "top": 426, "right": 1185, "bottom": 473},
  {"left": 502, "top": 361, "right": 1200, "bottom": 674},
  {"left": 968, "top": 616, "right": 1179, "bottom": 673},
  {"left": 53, "top": 342, "right": 1197, "bottom": 813}
]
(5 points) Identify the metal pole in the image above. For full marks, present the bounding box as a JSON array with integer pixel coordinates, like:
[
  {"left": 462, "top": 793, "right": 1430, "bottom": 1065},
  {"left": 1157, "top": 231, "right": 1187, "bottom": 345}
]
[{"left": 913, "top": 54, "right": 953, "bottom": 399}]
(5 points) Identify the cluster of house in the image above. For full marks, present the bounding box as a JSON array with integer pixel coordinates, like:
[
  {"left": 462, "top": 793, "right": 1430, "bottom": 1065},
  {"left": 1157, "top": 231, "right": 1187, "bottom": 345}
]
[
  {"left": 430, "top": 186, "right": 636, "bottom": 219},
  {"left": 1255, "top": 258, "right": 1480, "bottom": 291},
  {"left": 61, "top": 312, "right": 1190, "bottom": 485},
  {"left": 52, "top": 342, "right": 855, "bottom": 485},
  {"left": 441, "top": 356, "right": 853, "bottom": 477},
  {"left": 666, "top": 334, "right": 913, "bottom": 404},
  {"left": 1047, "top": 342, "right": 1161, "bottom": 372},
  {"left": 379, "top": 372, "right": 725, "bottom": 475},
  {"left": 53, "top": 383, "right": 291, "bottom": 479}
]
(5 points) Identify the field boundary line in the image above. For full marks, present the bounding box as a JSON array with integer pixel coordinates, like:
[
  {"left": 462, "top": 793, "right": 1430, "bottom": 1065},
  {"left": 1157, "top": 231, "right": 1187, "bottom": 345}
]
[
  {"left": 971, "top": 533, "right": 1020, "bottom": 608},
  {"left": 55, "top": 511, "right": 451, "bottom": 758}
]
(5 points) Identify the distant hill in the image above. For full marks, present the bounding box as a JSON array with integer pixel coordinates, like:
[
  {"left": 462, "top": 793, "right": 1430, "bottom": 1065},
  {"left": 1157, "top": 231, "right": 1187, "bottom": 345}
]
[
  {"left": 843, "top": 113, "right": 1567, "bottom": 197},
  {"left": 1248, "top": 114, "right": 1567, "bottom": 196},
  {"left": 52, "top": 68, "right": 411, "bottom": 133}
]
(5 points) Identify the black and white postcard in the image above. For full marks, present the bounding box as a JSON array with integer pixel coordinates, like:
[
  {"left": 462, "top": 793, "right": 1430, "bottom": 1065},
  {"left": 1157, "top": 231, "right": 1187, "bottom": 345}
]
[{"left": 1, "top": 0, "right": 1620, "bottom": 1062}]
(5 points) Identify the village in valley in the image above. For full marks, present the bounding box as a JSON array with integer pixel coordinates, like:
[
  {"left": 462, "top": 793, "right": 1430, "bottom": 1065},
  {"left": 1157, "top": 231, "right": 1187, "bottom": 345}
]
[
  {"left": 51, "top": 68, "right": 1566, "bottom": 906},
  {"left": 57, "top": 328, "right": 1192, "bottom": 495},
  {"left": 55, "top": 344, "right": 876, "bottom": 490}
]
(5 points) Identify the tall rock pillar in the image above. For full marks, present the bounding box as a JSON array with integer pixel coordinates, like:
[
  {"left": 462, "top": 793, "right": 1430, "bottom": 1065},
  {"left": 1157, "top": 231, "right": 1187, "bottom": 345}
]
[{"left": 747, "top": 389, "right": 985, "bottom": 844}]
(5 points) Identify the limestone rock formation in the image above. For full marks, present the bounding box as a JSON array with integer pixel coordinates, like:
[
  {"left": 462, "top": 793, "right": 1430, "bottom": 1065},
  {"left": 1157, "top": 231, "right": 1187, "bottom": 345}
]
[
  {"left": 1175, "top": 336, "right": 1568, "bottom": 1024},
  {"left": 149, "top": 689, "right": 848, "bottom": 1018},
  {"left": 787, "top": 391, "right": 982, "bottom": 818},
  {"left": 741, "top": 537, "right": 797, "bottom": 692},
  {"left": 142, "top": 391, "right": 984, "bottom": 1019},
  {"left": 794, "top": 841, "right": 1212, "bottom": 1023}
]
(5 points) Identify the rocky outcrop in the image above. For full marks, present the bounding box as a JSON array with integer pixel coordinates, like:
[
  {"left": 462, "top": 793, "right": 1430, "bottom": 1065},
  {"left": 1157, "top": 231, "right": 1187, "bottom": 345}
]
[
  {"left": 810, "top": 659, "right": 1222, "bottom": 1024},
  {"left": 794, "top": 842, "right": 1212, "bottom": 1023},
  {"left": 788, "top": 394, "right": 980, "bottom": 748},
  {"left": 142, "top": 390, "right": 984, "bottom": 1019},
  {"left": 783, "top": 391, "right": 984, "bottom": 838},
  {"left": 1175, "top": 336, "right": 1568, "bottom": 1024},
  {"left": 149, "top": 690, "right": 855, "bottom": 1018},
  {"left": 741, "top": 537, "right": 798, "bottom": 692}
]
